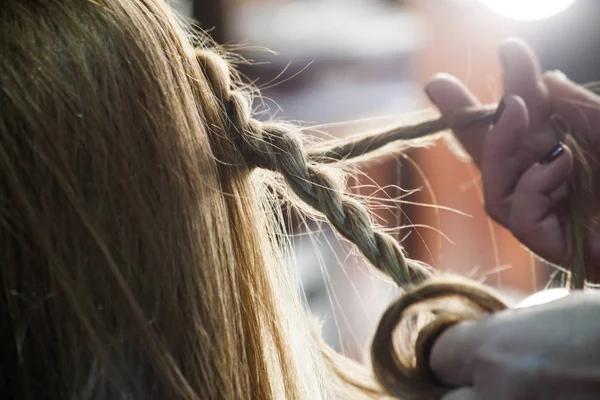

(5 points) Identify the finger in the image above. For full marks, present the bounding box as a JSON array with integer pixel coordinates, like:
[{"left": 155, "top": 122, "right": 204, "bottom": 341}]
[
  {"left": 544, "top": 71, "right": 600, "bottom": 144},
  {"left": 425, "top": 73, "right": 488, "bottom": 167},
  {"left": 510, "top": 144, "right": 574, "bottom": 265},
  {"left": 499, "top": 38, "right": 550, "bottom": 125},
  {"left": 429, "top": 320, "right": 483, "bottom": 386},
  {"left": 481, "top": 95, "right": 530, "bottom": 223},
  {"left": 441, "top": 387, "right": 478, "bottom": 400}
]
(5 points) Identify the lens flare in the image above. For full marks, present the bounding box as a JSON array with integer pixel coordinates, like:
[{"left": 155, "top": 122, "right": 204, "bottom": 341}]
[
  {"left": 516, "top": 288, "right": 570, "bottom": 308},
  {"left": 482, "top": 0, "right": 576, "bottom": 21}
]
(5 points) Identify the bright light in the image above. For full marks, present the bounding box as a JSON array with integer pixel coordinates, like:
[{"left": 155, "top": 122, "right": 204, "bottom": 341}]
[
  {"left": 482, "top": 0, "right": 576, "bottom": 21},
  {"left": 516, "top": 288, "right": 570, "bottom": 308}
]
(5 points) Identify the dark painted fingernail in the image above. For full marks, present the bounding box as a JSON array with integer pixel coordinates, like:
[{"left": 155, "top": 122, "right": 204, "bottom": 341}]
[
  {"left": 493, "top": 97, "right": 506, "bottom": 125},
  {"left": 424, "top": 87, "right": 435, "bottom": 104},
  {"left": 540, "top": 144, "right": 564, "bottom": 164}
]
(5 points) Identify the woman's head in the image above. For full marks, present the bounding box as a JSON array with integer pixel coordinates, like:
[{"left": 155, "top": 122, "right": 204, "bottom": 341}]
[
  {"left": 0, "top": 1, "right": 321, "bottom": 398},
  {"left": 2, "top": 0, "right": 503, "bottom": 398}
]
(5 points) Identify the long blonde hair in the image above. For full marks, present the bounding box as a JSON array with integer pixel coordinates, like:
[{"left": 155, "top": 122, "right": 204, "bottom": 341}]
[
  {"left": 0, "top": 0, "right": 328, "bottom": 398},
  {"left": 8, "top": 1, "right": 582, "bottom": 399}
]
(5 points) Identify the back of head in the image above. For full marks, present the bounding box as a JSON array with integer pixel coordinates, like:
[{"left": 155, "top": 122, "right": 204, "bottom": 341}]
[{"left": 0, "top": 1, "right": 317, "bottom": 398}]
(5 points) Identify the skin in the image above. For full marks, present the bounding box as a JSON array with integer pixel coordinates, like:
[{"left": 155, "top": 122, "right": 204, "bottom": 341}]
[{"left": 424, "top": 38, "right": 600, "bottom": 399}]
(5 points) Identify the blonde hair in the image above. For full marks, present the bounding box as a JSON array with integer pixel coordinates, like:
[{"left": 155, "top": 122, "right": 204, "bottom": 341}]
[
  {"left": 1, "top": 0, "right": 591, "bottom": 399},
  {"left": 0, "top": 1, "right": 324, "bottom": 398}
]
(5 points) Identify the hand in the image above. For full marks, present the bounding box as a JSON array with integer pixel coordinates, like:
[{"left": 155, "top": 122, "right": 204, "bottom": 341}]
[
  {"left": 425, "top": 38, "right": 600, "bottom": 279},
  {"left": 430, "top": 292, "right": 600, "bottom": 399}
]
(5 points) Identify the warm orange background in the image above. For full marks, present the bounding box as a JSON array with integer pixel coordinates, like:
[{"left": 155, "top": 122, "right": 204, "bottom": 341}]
[{"left": 406, "top": 0, "right": 542, "bottom": 294}]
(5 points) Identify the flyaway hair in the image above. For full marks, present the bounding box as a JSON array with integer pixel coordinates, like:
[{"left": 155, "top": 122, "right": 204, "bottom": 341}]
[{"left": 0, "top": 1, "right": 594, "bottom": 399}]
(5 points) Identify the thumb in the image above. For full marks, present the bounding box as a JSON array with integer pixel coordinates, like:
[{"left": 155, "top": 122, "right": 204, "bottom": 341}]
[{"left": 425, "top": 73, "right": 490, "bottom": 167}]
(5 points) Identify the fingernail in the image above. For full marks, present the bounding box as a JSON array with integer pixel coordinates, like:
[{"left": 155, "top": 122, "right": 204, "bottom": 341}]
[
  {"left": 540, "top": 144, "right": 564, "bottom": 164},
  {"left": 493, "top": 97, "right": 506, "bottom": 125},
  {"left": 424, "top": 87, "right": 435, "bottom": 105}
]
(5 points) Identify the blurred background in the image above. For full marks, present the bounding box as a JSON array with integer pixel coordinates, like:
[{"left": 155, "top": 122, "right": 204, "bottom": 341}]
[{"left": 169, "top": 0, "right": 600, "bottom": 361}]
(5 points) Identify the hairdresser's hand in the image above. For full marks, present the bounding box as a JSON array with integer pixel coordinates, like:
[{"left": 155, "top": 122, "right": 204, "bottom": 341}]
[
  {"left": 425, "top": 38, "right": 600, "bottom": 279},
  {"left": 429, "top": 292, "right": 600, "bottom": 400}
]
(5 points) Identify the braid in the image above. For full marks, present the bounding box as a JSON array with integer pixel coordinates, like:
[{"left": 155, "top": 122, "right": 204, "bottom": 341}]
[
  {"left": 195, "top": 48, "right": 431, "bottom": 286},
  {"left": 255, "top": 127, "right": 432, "bottom": 284},
  {"left": 309, "top": 106, "right": 495, "bottom": 163},
  {"left": 195, "top": 47, "right": 591, "bottom": 399}
]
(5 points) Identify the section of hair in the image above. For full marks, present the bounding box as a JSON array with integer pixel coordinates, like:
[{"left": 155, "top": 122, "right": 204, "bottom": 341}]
[{"left": 0, "top": 1, "right": 324, "bottom": 398}]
